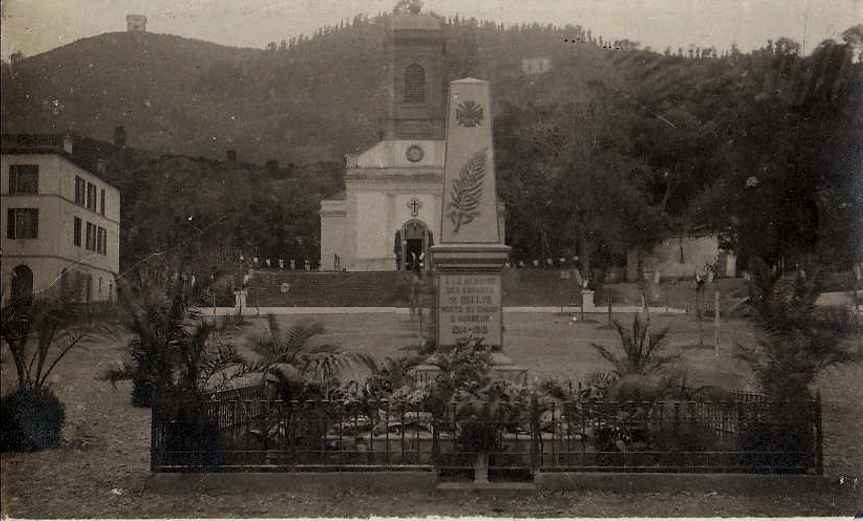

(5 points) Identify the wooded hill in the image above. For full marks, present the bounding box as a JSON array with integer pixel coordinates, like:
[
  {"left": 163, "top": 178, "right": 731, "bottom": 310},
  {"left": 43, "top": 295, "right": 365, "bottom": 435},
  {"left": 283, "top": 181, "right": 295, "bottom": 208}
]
[
  {"left": 0, "top": 14, "right": 731, "bottom": 164},
  {"left": 2, "top": 16, "right": 860, "bottom": 273}
]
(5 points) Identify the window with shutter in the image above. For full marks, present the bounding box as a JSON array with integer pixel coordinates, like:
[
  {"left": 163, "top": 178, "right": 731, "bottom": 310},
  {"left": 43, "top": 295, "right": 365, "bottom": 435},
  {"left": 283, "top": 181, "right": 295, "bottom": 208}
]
[
  {"left": 74, "top": 217, "right": 82, "bottom": 246},
  {"left": 75, "top": 177, "right": 86, "bottom": 205},
  {"left": 6, "top": 208, "right": 38, "bottom": 239},
  {"left": 87, "top": 183, "right": 96, "bottom": 210},
  {"left": 9, "top": 165, "right": 39, "bottom": 193},
  {"left": 86, "top": 222, "right": 94, "bottom": 250}
]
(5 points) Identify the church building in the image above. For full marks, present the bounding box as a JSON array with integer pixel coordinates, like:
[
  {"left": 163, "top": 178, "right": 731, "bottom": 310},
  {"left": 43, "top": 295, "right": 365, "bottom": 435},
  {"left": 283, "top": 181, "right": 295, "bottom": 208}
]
[{"left": 319, "top": 11, "right": 504, "bottom": 272}]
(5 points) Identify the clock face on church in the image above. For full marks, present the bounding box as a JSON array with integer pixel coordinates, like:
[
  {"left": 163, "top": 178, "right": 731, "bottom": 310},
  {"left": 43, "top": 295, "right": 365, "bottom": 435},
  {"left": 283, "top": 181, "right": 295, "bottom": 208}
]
[{"left": 406, "top": 144, "right": 424, "bottom": 163}]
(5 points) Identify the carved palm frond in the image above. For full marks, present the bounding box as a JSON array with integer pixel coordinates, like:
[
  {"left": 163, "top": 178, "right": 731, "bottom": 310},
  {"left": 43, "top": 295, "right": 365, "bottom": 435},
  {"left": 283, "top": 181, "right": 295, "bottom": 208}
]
[{"left": 447, "top": 148, "right": 487, "bottom": 233}]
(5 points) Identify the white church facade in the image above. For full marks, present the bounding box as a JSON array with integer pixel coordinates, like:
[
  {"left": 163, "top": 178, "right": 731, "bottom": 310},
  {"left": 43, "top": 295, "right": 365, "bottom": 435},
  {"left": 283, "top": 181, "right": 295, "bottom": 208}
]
[{"left": 320, "top": 12, "right": 504, "bottom": 272}]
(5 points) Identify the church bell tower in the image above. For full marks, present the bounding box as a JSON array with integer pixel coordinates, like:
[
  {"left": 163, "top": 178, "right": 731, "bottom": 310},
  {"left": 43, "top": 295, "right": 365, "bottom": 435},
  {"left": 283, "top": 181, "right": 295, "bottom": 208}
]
[{"left": 385, "top": 12, "right": 446, "bottom": 140}]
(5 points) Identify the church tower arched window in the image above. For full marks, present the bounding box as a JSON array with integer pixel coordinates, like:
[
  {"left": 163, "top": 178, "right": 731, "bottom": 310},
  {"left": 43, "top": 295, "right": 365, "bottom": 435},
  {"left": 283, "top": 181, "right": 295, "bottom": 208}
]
[{"left": 404, "top": 63, "right": 426, "bottom": 103}]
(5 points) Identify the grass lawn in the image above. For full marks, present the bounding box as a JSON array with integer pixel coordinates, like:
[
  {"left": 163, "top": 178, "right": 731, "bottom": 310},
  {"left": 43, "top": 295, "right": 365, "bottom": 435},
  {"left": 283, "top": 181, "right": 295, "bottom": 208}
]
[
  {"left": 2, "top": 311, "right": 861, "bottom": 518},
  {"left": 301, "top": 311, "right": 758, "bottom": 389}
]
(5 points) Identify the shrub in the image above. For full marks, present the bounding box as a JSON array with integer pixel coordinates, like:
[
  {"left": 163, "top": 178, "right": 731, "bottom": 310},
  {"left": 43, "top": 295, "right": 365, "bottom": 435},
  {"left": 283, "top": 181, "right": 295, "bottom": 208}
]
[
  {"left": 1, "top": 388, "right": 66, "bottom": 452},
  {"left": 605, "top": 374, "right": 665, "bottom": 402}
]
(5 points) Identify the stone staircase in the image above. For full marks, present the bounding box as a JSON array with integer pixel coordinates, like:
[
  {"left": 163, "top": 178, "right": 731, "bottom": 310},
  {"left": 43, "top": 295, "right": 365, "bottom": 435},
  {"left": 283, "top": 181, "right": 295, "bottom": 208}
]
[
  {"left": 240, "top": 269, "right": 751, "bottom": 309},
  {"left": 245, "top": 270, "right": 410, "bottom": 307}
]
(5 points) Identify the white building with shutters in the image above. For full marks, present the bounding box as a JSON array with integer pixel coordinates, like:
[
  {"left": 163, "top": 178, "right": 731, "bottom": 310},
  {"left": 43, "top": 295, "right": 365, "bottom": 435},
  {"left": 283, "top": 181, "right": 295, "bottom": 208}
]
[{"left": 1, "top": 133, "right": 120, "bottom": 304}]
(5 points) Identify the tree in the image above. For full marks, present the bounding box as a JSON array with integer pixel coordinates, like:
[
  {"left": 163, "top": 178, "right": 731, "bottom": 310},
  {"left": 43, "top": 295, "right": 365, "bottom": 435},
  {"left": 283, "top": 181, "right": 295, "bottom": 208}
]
[
  {"left": 495, "top": 83, "right": 666, "bottom": 273},
  {"left": 393, "top": 0, "right": 422, "bottom": 14},
  {"left": 669, "top": 30, "right": 861, "bottom": 271}
]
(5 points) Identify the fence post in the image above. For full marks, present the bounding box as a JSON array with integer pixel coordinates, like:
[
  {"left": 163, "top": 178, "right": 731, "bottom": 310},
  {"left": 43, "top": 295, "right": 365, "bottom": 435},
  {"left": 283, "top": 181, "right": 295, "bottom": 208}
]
[
  {"left": 550, "top": 401, "right": 557, "bottom": 466},
  {"left": 714, "top": 290, "right": 720, "bottom": 356},
  {"left": 607, "top": 287, "right": 613, "bottom": 327},
  {"left": 529, "top": 393, "right": 538, "bottom": 474},
  {"left": 150, "top": 398, "right": 158, "bottom": 472},
  {"left": 432, "top": 408, "right": 440, "bottom": 474},
  {"left": 815, "top": 390, "right": 824, "bottom": 475}
]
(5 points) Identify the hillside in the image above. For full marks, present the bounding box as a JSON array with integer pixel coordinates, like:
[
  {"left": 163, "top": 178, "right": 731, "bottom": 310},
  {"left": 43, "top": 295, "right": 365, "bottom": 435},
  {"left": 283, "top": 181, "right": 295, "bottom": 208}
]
[
  {"left": 3, "top": 17, "right": 859, "bottom": 274},
  {"left": 1, "top": 16, "right": 623, "bottom": 164},
  {"left": 1, "top": 31, "right": 266, "bottom": 157}
]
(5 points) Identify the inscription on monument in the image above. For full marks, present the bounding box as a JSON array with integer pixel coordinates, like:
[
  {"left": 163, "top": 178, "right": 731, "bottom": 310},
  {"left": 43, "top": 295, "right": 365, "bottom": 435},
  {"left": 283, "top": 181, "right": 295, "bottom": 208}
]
[{"left": 437, "top": 274, "right": 502, "bottom": 346}]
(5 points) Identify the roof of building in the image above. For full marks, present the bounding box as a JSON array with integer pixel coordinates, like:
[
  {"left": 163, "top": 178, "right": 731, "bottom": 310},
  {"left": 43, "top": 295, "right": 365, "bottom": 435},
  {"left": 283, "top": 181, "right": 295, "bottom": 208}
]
[
  {"left": 1, "top": 132, "right": 144, "bottom": 186},
  {"left": 391, "top": 13, "right": 443, "bottom": 32}
]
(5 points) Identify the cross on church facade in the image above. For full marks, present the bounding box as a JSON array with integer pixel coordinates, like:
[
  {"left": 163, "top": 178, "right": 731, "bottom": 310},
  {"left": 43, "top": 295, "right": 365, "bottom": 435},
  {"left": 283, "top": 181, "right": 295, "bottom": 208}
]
[{"left": 407, "top": 197, "right": 423, "bottom": 217}]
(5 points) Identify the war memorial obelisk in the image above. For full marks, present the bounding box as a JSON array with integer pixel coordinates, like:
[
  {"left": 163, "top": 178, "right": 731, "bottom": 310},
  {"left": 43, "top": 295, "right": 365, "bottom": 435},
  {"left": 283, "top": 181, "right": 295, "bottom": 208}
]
[{"left": 431, "top": 79, "right": 521, "bottom": 378}]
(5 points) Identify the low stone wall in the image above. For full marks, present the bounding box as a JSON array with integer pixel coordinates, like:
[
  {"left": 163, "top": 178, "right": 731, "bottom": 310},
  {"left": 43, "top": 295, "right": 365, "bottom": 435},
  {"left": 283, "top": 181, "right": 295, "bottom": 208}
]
[
  {"left": 148, "top": 470, "right": 841, "bottom": 496},
  {"left": 535, "top": 472, "right": 834, "bottom": 495},
  {"left": 148, "top": 471, "right": 437, "bottom": 495}
]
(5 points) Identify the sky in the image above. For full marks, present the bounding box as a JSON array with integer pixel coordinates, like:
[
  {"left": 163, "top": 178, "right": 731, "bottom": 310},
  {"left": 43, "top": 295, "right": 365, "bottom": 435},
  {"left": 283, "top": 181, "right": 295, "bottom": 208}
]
[{"left": 1, "top": 0, "right": 860, "bottom": 59}]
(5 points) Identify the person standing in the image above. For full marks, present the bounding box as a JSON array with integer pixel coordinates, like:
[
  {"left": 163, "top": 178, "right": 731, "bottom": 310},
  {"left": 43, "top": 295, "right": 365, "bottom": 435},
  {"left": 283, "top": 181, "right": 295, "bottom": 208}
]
[{"left": 409, "top": 269, "right": 420, "bottom": 319}]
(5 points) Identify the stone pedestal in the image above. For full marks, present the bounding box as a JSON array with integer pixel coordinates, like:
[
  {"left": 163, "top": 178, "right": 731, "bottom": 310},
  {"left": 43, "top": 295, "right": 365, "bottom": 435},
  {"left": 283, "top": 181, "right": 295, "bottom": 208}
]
[
  {"left": 234, "top": 289, "right": 248, "bottom": 309},
  {"left": 581, "top": 290, "right": 595, "bottom": 312},
  {"left": 432, "top": 243, "right": 510, "bottom": 349}
]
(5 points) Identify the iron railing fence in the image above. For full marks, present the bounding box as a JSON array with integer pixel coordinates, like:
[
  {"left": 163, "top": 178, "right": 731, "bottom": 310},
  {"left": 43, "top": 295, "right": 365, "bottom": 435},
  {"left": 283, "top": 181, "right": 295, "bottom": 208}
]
[
  {"left": 151, "top": 394, "right": 822, "bottom": 475},
  {"left": 206, "top": 384, "right": 266, "bottom": 402}
]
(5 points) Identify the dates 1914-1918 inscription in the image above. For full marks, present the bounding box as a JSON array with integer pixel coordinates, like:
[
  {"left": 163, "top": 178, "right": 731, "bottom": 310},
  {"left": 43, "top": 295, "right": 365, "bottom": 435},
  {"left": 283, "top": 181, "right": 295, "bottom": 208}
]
[{"left": 437, "top": 274, "right": 502, "bottom": 346}]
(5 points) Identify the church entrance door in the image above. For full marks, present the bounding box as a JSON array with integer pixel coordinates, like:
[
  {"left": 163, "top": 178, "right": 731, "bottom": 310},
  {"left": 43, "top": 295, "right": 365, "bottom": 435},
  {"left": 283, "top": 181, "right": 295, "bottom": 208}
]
[{"left": 398, "top": 220, "right": 433, "bottom": 271}]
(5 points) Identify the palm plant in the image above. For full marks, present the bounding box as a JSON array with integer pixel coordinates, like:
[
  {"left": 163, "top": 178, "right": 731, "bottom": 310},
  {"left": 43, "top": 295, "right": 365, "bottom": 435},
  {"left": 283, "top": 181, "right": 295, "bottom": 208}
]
[
  {"left": 2, "top": 300, "right": 110, "bottom": 451},
  {"left": 734, "top": 258, "right": 861, "bottom": 469},
  {"left": 2, "top": 300, "right": 109, "bottom": 393},
  {"left": 737, "top": 258, "right": 861, "bottom": 400},
  {"left": 247, "top": 315, "right": 377, "bottom": 401},
  {"left": 103, "top": 275, "right": 245, "bottom": 407},
  {"left": 590, "top": 315, "right": 678, "bottom": 377}
]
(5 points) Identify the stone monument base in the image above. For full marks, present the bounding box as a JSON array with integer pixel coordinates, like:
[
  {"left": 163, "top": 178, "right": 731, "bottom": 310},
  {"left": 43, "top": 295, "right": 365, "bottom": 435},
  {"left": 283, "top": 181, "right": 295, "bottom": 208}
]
[{"left": 412, "top": 351, "right": 527, "bottom": 386}]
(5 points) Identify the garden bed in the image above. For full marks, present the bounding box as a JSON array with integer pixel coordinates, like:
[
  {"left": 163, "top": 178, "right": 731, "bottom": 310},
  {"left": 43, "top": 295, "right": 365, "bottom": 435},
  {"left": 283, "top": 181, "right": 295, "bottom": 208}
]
[{"left": 2, "top": 312, "right": 861, "bottom": 518}]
